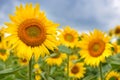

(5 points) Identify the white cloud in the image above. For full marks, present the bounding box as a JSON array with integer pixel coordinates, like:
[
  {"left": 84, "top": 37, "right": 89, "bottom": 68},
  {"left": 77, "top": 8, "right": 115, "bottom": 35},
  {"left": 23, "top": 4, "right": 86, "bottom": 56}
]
[{"left": 1, "top": 0, "right": 120, "bottom": 32}]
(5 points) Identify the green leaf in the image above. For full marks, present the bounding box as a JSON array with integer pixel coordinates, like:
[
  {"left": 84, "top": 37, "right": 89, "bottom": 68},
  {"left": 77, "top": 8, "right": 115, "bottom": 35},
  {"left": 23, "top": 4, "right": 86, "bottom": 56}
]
[
  {"left": 0, "top": 66, "right": 24, "bottom": 76},
  {"left": 58, "top": 45, "right": 72, "bottom": 54},
  {"left": 3, "top": 75, "right": 15, "bottom": 80},
  {"left": 50, "top": 66, "right": 56, "bottom": 75},
  {"left": 107, "top": 54, "right": 120, "bottom": 65},
  {"left": 83, "top": 75, "right": 97, "bottom": 80},
  {"left": 48, "top": 77, "right": 54, "bottom": 80},
  {"left": 41, "top": 72, "right": 47, "bottom": 80}
]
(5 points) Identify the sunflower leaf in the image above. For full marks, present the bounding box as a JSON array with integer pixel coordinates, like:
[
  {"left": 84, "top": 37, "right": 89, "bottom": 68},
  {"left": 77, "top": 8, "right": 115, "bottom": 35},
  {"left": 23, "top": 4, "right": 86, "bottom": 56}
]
[
  {"left": 58, "top": 45, "right": 72, "bottom": 54},
  {"left": 0, "top": 66, "right": 24, "bottom": 76},
  {"left": 47, "top": 77, "right": 54, "bottom": 80}
]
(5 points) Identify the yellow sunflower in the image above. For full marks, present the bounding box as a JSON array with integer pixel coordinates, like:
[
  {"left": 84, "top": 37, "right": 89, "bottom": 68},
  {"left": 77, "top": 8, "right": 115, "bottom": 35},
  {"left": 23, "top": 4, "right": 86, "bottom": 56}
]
[
  {"left": 34, "top": 63, "right": 41, "bottom": 80},
  {"left": 106, "top": 71, "right": 120, "bottom": 80},
  {"left": 108, "top": 29, "right": 114, "bottom": 37},
  {"left": 79, "top": 29, "right": 112, "bottom": 67},
  {"left": 5, "top": 4, "right": 59, "bottom": 61},
  {"left": 59, "top": 26, "right": 79, "bottom": 48},
  {"left": 113, "top": 25, "right": 120, "bottom": 36},
  {"left": 0, "top": 27, "right": 5, "bottom": 42},
  {"left": 45, "top": 53, "right": 67, "bottom": 66},
  {"left": 67, "top": 62, "right": 86, "bottom": 79},
  {"left": 19, "top": 57, "right": 29, "bottom": 66},
  {"left": 0, "top": 42, "right": 9, "bottom": 61},
  {"left": 69, "top": 54, "right": 78, "bottom": 61},
  {"left": 35, "top": 75, "right": 41, "bottom": 80},
  {"left": 0, "top": 43, "right": 9, "bottom": 61},
  {"left": 111, "top": 42, "right": 120, "bottom": 54}
]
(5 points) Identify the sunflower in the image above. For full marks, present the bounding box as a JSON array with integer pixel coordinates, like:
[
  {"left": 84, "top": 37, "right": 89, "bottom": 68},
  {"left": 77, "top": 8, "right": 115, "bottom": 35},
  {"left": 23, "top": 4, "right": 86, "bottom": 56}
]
[
  {"left": 79, "top": 29, "right": 112, "bottom": 67},
  {"left": 67, "top": 62, "right": 86, "bottom": 79},
  {"left": 5, "top": 4, "right": 59, "bottom": 61},
  {"left": 45, "top": 53, "right": 67, "bottom": 66},
  {"left": 108, "top": 29, "right": 114, "bottom": 37},
  {"left": 35, "top": 75, "right": 41, "bottom": 80},
  {"left": 0, "top": 42, "right": 9, "bottom": 61},
  {"left": 0, "top": 27, "right": 5, "bottom": 42},
  {"left": 69, "top": 55, "right": 78, "bottom": 61},
  {"left": 113, "top": 25, "right": 120, "bottom": 36},
  {"left": 59, "top": 26, "right": 79, "bottom": 48},
  {"left": 106, "top": 71, "right": 120, "bottom": 80},
  {"left": 34, "top": 63, "right": 41, "bottom": 80},
  {"left": 111, "top": 42, "right": 120, "bottom": 54},
  {"left": 19, "top": 57, "right": 29, "bottom": 66}
]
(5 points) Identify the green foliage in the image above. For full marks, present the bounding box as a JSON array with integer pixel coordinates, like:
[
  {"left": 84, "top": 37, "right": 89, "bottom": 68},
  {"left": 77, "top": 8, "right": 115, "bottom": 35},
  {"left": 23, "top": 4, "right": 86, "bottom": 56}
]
[
  {"left": 1, "top": 45, "right": 120, "bottom": 80},
  {"left": 58, "top": 45, "right": 72, "bottom": 55}
]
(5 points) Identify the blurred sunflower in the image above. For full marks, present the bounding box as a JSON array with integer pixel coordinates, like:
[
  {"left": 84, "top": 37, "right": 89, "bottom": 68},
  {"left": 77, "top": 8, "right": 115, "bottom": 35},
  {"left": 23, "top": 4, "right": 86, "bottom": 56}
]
[
  {"left": 67, "top": 62, "right": 86, "bottom": 79},
  {"left": 69, "top": 55, "right": 78, "bottom": 61},
  {"left": 108, "top": 29, "right": 114, "bottom": 37},
  {"left": 113, "top": 25, "right": 120, "bottom": 36},
  {"left": 59, "top": 26, "right": 78, "bottom": 48},
  {"left": 45, "top": 53, "right": 67, "bottom": 66},
  {"left": 0, "top": 27, "right": 5, "bottom": 42},
  {"left": 34, "top": 63, "right": 41, "bottom": 80},
  {"left": 111, "top": 42, "right": 120, "bottom": 54},
  {"left": 0, "top": 42, "right": 9, "bottom": 61},
  {"left": 5, "top": 4, "right": 59, "bottom": 61},
  {"left": 35, "top": 75, "right": 41, "bottom": 80},
  {"left": 106, "top": 71, "right": 120, "bottom": 80},
  {"left": 79, "top": 29, "right": 112, "bottom": 67},
  {"left": 19, "top": 57, "right": 29, "bottom": 66}
]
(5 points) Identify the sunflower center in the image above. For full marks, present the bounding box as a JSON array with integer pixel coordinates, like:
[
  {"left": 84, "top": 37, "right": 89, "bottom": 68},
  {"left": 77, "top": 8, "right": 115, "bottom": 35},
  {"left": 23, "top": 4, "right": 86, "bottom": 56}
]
[
  {"left": 26, "top": 26, "right": 41, "bottom": 37},
  {"left": 71, "top": 65, "right": 79, "bottom": 74},
  {"left": 0, "top": 48, "right": 6, "bottom": 56},
  {"left": 18, "top": 19, "right": 46, "bottom": 47},
  {"left": 93, "top": 44, "right": 100, "bottom": 51},
  {"left": 64, "top": 33, "right": 74, "bottom": 42},
  {"left": 21, "top": 58, "right": 27, "bottom": 63},
  {"left": 88, "top": 39, "right": 105, "bottom": 57},
  {"left": 115, "top": 27, "right": 120, "bottom": 34},
  {"left": 109, "top": 76, "right": 118, "bottom": 80}
]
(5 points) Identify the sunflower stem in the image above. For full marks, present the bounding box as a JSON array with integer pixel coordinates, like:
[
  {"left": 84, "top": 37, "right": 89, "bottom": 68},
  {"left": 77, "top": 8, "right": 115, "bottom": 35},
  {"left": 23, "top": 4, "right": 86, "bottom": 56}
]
[
  {"left": 47, "top": 64, "right": 50, "bottom": 79},
  {"left": 99, "top": 62, "right": 103, "bottom": 80},
  {"left": 29, "top": 58, "right": 32, "bottom": 80},
  {"left": 67, "top": 55, "right": 70, "bottom": 80}
]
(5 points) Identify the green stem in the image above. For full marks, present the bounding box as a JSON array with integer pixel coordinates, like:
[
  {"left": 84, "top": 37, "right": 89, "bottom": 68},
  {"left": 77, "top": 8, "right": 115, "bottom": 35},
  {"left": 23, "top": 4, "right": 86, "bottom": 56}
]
[
  {"left": 47, "top": 64, "right": 50, "bottom": 79},
  {"left": 67, "top": 55, "right": 70, "bottom": 80},
  {"left": 99, "top": 62, "right": 103, "bottom": 80},
  {"left": 29, "top": 58, "right": 32, "bottom": 80}
]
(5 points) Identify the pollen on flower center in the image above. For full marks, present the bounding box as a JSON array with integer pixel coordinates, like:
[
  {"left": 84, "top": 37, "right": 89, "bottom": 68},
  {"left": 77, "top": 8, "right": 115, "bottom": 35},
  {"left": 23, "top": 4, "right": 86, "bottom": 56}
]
[
  {"left": 115, "top": 26, "right": 120, "bottom": 34},
  {"left": 93, "top": 44, "right": 100, "bottom": 51},
  {"left": 26, "top": 26, "right": 41, "bottom": 37},
  {"left": 88, "top": 39, "right": 105, "bottom": 57},
  {"left": 21, "top": 58, "right": 27, "bottom": 63},
  {"left": 18, "top": 19, "right": 46, "bottom": 47},
  {"left": 71, "top": 65, "right": 79, "bottom": 74},
  {"left": 64, "top": 33, "right": 74, "bottom": 42}
]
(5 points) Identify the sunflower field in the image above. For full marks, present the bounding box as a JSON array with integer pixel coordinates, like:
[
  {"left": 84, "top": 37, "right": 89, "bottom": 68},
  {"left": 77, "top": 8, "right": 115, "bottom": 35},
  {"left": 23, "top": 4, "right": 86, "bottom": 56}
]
[{"left": 0, "top": 3, "right": 120, "bottom": 80}]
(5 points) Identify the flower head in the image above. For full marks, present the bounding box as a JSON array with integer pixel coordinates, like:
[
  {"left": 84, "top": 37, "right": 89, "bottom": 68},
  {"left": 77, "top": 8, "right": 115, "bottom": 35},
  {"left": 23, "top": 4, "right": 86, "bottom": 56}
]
[
  {"left": 5, "top": 4, "right": 59, "bottom": 61},
  {"left": 79, "top": 29, "right": 112, "bottom": 67}
]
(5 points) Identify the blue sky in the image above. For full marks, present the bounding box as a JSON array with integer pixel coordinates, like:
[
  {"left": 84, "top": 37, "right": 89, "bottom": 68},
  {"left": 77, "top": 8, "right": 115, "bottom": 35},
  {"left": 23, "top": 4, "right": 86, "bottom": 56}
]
[{"left": 0, "top": 0, "right": 120, "bottom": 32}]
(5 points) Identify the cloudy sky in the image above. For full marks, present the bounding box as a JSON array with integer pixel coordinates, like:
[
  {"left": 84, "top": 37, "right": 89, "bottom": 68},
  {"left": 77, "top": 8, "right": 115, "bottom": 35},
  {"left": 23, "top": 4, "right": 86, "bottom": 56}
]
[{"left": 0, "top": 0, "right": 120, "bottom": 32}]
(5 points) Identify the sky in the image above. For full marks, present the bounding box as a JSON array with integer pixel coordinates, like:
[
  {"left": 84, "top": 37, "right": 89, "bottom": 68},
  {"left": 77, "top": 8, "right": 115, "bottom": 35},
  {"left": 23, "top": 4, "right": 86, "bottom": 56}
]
[{"left": 0, "top": 0, "right": 120, "bottom": 33}]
